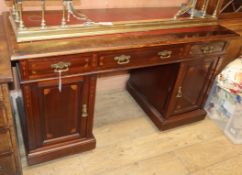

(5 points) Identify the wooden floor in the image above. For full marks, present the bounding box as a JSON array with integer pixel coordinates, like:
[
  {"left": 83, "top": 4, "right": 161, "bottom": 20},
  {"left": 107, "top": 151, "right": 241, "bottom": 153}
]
[{"left": 21, "top": 90, "right": 242, "bottom": 175}]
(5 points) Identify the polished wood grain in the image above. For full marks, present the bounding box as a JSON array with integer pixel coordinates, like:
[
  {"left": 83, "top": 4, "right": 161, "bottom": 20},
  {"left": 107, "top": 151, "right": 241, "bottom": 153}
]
[
  {"left": 0, "top": 131, "right": 12, "bottom": 154},
  {"left": 128, "top": 64, "right": 179, "bottom": 117},
  {"left": 0, "top": 16, "right": 12, "bottom": 83},
  {"left": 9, "top": 25, "right": 237, "bottom": 60},
  {"left": 0, "top": 21, "right": 20, "bottom": 172},
  {"left": 127, "top": 80, "right": 207, "bottom": 130},
  {"left": 22, "top": 76, "right": 88, "bottom": 149},
  {"left": 2, "top": 11, "right": 237, "bottom": 61},
  {"left": 21, "top": 90, "right": 242, "bottom": 175},
  {"left": 0, "top": 84, "right": 22, "bottom": 175},
  {"left": 21, "top": 8, "right": 180, "bottom": 27},
  {"left": 0, "top": 2, "right": 241, "bottom": 172},
  {"left": 19, "top": 53, "right": 95, "bottom": 81},
  {"left": 166, "top": 57, "right": 219, "bottom": 117},
  {"left": 2, "top": 5, "right": 240, "bottom": 165},
  {"left": 20, "top": 75, "right": 97, "bottom": 165},
  {"left": 0, "top": 154, "right": 16, "bottom": 175},
  {"left": 97, "top": 44, "right": 187, "bottom": 70},
  {"left": 13, "top": 22, "right": 239, "bottom": 164},
  {"left": 127, "top": 56, "right": 220, "bottom": 130},
  {"left": 189, "top": 41, "right": 227, "bottom": 55},
  {"left": 0, "top": 99, "right": 7, "bottom": 130}
]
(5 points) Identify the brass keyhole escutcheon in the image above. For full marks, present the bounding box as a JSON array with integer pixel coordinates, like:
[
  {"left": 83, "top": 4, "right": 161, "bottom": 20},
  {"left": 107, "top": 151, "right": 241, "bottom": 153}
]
[{"left": 176, "top": 86, "right": 183, "bottom": 98}]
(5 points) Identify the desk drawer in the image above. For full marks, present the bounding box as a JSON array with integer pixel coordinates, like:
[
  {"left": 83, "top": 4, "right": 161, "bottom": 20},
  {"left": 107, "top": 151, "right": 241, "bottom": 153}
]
[
  {"left": 98, "top": 44, "right": 186, "bottom": 70},
  {"left": 190, "top": 41, "right": 227, "bottom": 55},
  {"left": 19, "top": 54, "right": 94, "bottom": 80},
  {"left": 0, "top": 154, "right": 16, "bottom": 175},
  {"left": 0, "top": 132, "right": 11, "bottom": 154}
]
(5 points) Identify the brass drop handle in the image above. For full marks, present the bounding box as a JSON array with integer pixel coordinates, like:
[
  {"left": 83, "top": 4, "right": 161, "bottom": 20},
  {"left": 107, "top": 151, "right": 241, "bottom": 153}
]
[
  {"left": 82, "top": 104, "right": 88, "bottom": 118},
  {"left": 158, "top": 50, "right": 172, "bottom": 59},
  {"left": 176, "top": 86, "right": 183, "bottom": 98},
  {"left": 51, "top": 62, "right": 71, "bottom": 92},
  {"left": 114, "top": 55, "right": 131, "bottom": 65},
  {"left": 201, "top": 46, "right": 214, "bottom": 54},
  {"left": 51, "top": 61, "right": 71, "bottom": 73}
]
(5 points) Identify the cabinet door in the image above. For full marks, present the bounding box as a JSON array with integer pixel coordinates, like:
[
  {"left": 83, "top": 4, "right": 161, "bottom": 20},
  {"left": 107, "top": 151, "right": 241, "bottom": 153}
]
[
  {"left": 166, "top": 57, "right": 219, "bottom": 117},
  {"left": 22, "top": 76, "right": 90, "bottom": 150}
]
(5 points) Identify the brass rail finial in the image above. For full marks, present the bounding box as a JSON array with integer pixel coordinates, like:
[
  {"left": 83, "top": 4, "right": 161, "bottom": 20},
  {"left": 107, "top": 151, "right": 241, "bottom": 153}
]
[
  {"left": 12, "top": 0, "right": 20, "bottom": 22},
  {"left": 202, "top": 0, "right": 210, "bottom": 18},
  {"left": 18, "top": 0, "right": 25, "bottom": 30},
  {"left": 61, "top": 0, "right": 67, "bottom": 27},
  {"left": 213, "top": 0, "right": 222, "bottom": 18},
  {"left": 41, "top": 0, "right": 46, "bottom": 29},
  {"left": 190, "top": 0, "right": 198, "bottom": 19}
]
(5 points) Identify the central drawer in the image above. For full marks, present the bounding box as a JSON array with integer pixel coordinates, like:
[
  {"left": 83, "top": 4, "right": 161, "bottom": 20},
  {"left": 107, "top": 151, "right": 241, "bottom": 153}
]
[{"left": 97, "top": 44, "right": 187, "bottom": 70}]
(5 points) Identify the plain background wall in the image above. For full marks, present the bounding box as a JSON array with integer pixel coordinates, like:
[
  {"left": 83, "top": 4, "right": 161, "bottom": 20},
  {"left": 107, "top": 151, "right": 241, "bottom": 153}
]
[
  {"left": 0, "top": 0, "right": 8, "bottom": 13},
  {"left": 79, "top": 0, "right": 186, "bottom": 8},
  {"left": 0, "top": 0, "right": 187, "bottom": 13}
]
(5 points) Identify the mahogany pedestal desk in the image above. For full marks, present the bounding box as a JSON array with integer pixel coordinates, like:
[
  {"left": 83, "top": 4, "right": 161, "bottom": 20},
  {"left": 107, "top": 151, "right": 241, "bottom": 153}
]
[{"left": 2, "top": 13, "right": 239, "bottom": 165}]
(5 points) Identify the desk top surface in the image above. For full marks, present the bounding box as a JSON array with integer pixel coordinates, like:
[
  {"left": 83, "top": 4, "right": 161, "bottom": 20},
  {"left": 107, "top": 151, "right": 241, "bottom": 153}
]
[
  {"left": 1, "top": 14, "right": 241, "bottom": 83},
  {"left": 4, "top": 15, "right": 238, "bottom": 61},
  {"left": 22, "top": 7, "right": 181, "bottom": 28},
  {"left": 219, "top": 19, "right": 242, "bottom": 36}
]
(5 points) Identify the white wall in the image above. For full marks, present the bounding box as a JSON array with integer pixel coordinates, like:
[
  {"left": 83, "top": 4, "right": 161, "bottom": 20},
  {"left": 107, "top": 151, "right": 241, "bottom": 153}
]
[
  {"left": 0, "top": 0, "right": 187, "bottom": 13},
  {"left": 0, "top": 0, "right": 8, "bottom": 14}
]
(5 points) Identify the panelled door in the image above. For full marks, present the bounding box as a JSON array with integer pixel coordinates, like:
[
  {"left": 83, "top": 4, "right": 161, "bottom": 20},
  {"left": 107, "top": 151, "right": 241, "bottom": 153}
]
[
  {"left": 22, "top": 76, "right": 90, "bottom": 151},
  {"left": 165, "top": 57, "right": 219, "bottom": 117}
]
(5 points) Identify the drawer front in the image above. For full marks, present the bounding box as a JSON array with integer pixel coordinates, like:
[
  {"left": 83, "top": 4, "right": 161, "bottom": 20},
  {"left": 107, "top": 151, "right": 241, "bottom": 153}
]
[
  {"left": 20, "top": 54, "right": 94, "bottom": 80},
  {"left": 98, "top": 44, "right": 187, "bottom": 70},
  {"left": 0, "top": 155, "right": 16, "bottom": 175},
  {"left": 0, "top": 132, "right": 11, "bottom": 154},
  {"left": 190, "top": 41, "right": 227, "bottom": 55}
]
